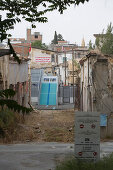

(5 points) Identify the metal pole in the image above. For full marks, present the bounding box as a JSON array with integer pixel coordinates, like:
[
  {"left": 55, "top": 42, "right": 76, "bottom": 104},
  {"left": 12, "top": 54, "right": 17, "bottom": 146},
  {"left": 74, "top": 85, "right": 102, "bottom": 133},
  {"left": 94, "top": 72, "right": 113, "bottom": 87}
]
[
  {"left": 65, "top": 51, "right": 66, "bottom": 86},
  {"left": 72, "top": 49, "right": 74, "bottom": 105}
]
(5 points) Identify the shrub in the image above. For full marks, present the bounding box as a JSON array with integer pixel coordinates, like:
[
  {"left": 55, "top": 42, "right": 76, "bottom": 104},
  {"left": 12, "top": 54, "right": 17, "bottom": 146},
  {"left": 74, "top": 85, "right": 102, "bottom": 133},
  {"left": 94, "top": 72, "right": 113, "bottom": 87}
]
[
  {"left": 56, "top": 154, "right": 113, "bottom": 170},
  {"left": 0, "top": 109, "right": 16, "bottom": 138}
]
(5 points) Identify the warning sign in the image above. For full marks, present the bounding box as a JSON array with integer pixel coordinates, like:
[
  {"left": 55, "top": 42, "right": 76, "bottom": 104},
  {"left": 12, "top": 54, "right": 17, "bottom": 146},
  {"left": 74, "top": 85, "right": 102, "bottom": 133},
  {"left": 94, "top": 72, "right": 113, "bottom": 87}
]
[
  {"left": 74, "top": 112, "right": 100, "bottom": 162},
  {"left": 80, "top": 124, "right": 84, "bottom": 128},
  {"left": 35, "top": 56, "right": 51, "bottom": 63}
]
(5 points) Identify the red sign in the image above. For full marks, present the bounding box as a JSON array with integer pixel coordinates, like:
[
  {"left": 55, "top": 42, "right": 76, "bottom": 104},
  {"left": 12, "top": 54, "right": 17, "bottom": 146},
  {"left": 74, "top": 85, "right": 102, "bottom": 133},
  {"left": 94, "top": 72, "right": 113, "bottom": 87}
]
[
  {"left": 93, "top": 152, "right": 97, "bottom": 156},
  {"left": 80, "top": 124, "right": 84, "bottom": 128},
  {"left": 78, "top": 152, "right": 82, "bottom": 156},
  {"left": 91, "top": 124, "right": 96, "bottom": 129},
  {"left": 35, "top": 56, "right": 51, "bottom": 63}
]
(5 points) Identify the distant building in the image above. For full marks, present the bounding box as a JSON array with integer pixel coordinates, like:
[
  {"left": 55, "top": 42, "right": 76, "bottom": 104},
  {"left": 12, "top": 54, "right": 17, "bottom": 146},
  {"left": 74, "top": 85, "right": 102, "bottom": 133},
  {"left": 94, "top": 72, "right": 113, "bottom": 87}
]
[
  {"left": 57, "top": 41, "right": 68, "bottom": 45},
  {"left": 26, "top": 29, "right": 42, "bottom": 43},
  {"left": 10, "top": 29, "right": 42, "bottom": 44},
  {"left": 55, "top": 46, "right": 88, "bottom": 85},
  {"left": 49, "top": 39, "right": 88, "bottom": 85},
  {"left": 29, "top": 47, "right": 57, "bottom": 75},
  {"left": 67, "top": 60, "right": 80, "bottom": 85},
  {"left": 9, "top": 29, "right": 42, "bottom": 59},
  {"left": 49, "top": 39, "right": 88, "bottom": 54},
  {"left": 9, "top": 38, "right": 25, "bottom": 44}
]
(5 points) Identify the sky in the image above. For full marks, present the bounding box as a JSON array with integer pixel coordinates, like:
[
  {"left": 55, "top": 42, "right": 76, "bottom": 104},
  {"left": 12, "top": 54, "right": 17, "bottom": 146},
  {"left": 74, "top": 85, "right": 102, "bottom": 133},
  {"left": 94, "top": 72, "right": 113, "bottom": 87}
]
[{"left": 8, "top": 0, "right": 113, "bottom": 46}]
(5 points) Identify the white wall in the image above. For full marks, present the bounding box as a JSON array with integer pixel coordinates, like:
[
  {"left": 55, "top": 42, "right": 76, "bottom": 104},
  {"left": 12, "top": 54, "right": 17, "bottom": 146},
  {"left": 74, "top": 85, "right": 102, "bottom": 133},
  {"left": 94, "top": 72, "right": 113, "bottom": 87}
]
[
  {"left": 9, "top": 62, "right": 28, "bottom": 84},
  {"left": 58, "top": 52, "right": 72, "bottom": 65},
  {"left": 58, "top": 52, "right": 72, "bottom": 84},
  {"left": 80, "top": 58, "right": 93, "bottom": 111},
  {"left": 31, "top": 48, "right": 52, "bottom": 63}
]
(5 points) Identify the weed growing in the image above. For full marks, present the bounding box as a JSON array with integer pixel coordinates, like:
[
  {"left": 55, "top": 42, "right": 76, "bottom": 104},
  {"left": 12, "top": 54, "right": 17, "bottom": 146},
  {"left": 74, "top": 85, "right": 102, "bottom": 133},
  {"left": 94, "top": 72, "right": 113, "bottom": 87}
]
[
  {"left": 0, "top": 109, "right": 21, "bottom": 142},
  {"left": 56, "top": 153, "right": 113, "bottom": 170}
]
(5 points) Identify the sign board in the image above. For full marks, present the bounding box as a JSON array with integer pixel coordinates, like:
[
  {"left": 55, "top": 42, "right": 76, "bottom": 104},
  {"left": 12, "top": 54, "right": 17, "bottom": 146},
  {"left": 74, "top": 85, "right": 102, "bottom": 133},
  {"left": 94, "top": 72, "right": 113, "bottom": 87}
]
[
  {"left": 74, "top": 112, "right": 100, "bottom": 162},
  {"left": 35, "top": 56, "right": 51, "bottom": 63},
  {"left": 100, "top": 114, "right": 107, "bottom": 126}
]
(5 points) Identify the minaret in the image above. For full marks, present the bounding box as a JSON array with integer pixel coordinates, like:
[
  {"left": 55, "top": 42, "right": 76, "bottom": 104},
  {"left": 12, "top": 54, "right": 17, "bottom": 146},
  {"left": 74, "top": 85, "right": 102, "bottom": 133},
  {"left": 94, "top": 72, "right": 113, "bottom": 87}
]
[{"left": 81, "top": 37, "right": 85, "bottom": 47}]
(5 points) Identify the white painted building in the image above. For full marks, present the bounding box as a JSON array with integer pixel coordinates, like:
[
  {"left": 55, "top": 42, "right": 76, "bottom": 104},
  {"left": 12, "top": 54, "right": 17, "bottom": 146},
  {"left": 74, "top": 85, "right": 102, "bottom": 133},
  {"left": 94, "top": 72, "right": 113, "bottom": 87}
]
[
  {"left": 29, "top": 47, "right": 57, "bottom": 75},
  {"left": 57, "top": 49, "right": 87, "bottom": 85},
  {"left": 57, "top": 52, "right": 72, "bottom": 85}
]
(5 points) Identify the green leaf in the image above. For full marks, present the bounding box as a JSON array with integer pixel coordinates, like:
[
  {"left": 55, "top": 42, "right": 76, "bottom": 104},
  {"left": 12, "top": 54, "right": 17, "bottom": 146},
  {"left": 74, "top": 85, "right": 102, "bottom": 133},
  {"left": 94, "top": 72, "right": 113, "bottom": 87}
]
[{"left": 0, "top": 0, "right": 89, "bottom": 42}]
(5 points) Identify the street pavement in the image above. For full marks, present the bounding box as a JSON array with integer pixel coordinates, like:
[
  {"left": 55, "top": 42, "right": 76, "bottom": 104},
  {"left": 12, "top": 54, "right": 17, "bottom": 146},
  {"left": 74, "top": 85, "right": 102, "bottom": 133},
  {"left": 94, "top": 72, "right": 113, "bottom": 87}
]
[{"left": 0, "top": 142, "right": 113, "bottom": 170}]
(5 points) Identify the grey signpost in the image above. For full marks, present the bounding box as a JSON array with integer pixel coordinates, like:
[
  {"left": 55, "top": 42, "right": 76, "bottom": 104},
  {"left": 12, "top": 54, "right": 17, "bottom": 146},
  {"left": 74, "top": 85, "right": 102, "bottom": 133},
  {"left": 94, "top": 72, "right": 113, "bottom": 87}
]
[{"left": 74, "top": 112, "right": 100, "bottom": 162}]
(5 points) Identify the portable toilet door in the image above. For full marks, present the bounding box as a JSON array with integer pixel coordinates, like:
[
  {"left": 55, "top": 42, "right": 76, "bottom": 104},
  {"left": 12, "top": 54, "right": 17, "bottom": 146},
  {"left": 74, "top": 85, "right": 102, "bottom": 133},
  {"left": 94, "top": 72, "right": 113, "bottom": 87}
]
[{"left": 39, "top": 76, "right": 58, "bottom": 106}]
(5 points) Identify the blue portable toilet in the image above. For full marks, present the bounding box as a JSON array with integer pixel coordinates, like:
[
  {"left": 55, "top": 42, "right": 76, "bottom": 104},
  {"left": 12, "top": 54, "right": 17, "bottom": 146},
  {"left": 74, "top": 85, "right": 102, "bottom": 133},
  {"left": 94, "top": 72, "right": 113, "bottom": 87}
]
[{"left": 39, "top": 76, "right": 58, "bottom": 106}]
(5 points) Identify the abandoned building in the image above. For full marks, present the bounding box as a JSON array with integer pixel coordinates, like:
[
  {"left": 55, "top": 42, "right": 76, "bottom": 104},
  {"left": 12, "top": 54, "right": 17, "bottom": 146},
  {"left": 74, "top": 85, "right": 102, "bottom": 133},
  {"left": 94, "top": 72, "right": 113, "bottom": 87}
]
[
  {"left": 0, "top": 49, "right": 29, "bottom": 107},
  {"left": 79, "top": 51, "right": 113, "bottom": 138}
]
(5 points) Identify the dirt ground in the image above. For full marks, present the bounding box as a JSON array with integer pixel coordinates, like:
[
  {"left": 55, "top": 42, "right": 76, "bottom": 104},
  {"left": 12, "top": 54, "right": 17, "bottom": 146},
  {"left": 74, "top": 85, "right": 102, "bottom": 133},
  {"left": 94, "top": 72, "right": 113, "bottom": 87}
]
[
  {"left": 2, "top": 109, "right": 75, "bottom": 143},
  {"left": 0, "top": 109, "right": 112, "bottom": 144}
]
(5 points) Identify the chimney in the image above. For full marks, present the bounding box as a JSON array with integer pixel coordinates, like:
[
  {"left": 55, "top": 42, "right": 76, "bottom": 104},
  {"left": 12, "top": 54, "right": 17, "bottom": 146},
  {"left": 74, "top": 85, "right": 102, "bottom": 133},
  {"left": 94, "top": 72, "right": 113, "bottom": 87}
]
[{"left": 27, "top": 29, "right": 31, "bottom": 42}]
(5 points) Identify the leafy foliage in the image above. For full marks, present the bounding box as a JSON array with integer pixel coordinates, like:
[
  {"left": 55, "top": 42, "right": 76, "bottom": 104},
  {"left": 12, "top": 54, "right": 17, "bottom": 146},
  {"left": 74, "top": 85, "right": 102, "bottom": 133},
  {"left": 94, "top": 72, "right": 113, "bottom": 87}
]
[
  {"left": 0, "top": 89, "right": 15, "bottom": 98},
  {"left": 0, "top": 89, "right": 32, "bottom": 138},
  {"left": 0, "top": 89, "right": 32, "bottom": 114},
  {"left": 95, "top": 37, "right": 100, "bottom": 49},
  {"left": 0, "top": 0, "right": 89, "bottom": 42},
  {"left": 51, "top": 31, "right": 58, "bottom": 44},
  {"left": 0, "top": 109, "right": 16, "bottom": 137},
  {"left": 74, "top": 60, "right": 80, "bottom": 70},
  {"left": 0, "top": 99, "right": 32, "bottom": 114},
  {"left": 57, "top": 34, "right": 64, "bottom": 41},
  {"left": 95, "top": 23, "right": 113, "bottom": 55},
  {"left": 31, "top": 40, "right": 48, "bottom": 49},
  {"left": 101, "top": 23, "right": 113, "bottom": 55},
  {"left": 88, "top": 40, "right": 94, "bottom": 50},
  {"left": 51, "top": 31, "right": 65, "bottom": 44}
]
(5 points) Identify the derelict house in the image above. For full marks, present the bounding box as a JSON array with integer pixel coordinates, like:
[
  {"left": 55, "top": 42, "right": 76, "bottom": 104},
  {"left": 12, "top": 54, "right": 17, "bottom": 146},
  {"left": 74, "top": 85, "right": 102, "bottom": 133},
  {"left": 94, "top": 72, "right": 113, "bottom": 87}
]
[{"left": 0, "top": 49, "right": 29, "bottom": 107}]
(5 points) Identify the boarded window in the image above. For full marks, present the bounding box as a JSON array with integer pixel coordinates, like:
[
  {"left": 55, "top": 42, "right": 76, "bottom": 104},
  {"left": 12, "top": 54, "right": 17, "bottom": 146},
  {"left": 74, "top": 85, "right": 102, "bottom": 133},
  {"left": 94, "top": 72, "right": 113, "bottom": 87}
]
[
  {"left": 51, "top": 54, "right": 55, "bottom": 62},
  {"left": 35, "top": 35, "right": 38, "bottom": 38},
  {"left": 63, "top": 57, "right": 67, "bottom": 63}
]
